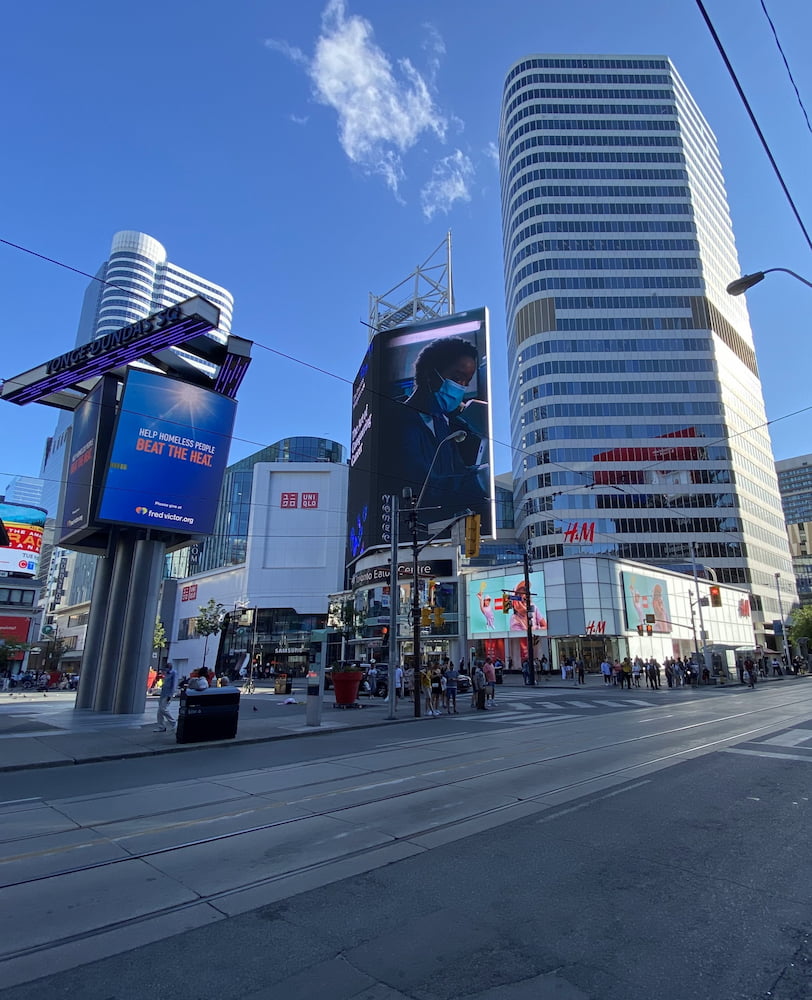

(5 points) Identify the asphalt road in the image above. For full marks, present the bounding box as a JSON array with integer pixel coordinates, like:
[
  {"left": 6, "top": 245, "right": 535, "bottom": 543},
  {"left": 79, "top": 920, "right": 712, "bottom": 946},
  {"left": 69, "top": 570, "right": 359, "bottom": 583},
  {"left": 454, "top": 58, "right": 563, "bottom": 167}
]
[{"left": 0, "top": 683, "right": 810, "bottom": 999}]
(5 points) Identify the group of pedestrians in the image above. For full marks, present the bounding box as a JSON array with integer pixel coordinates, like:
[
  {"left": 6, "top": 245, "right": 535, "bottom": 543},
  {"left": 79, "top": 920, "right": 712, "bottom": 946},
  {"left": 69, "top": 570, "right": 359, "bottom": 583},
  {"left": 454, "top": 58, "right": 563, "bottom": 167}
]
[
  {"left": 600, "top": 656, "right": 662, "bottom": 689},
  {"left": 417, "top": 658, "right": 464, "bottom": 716}
]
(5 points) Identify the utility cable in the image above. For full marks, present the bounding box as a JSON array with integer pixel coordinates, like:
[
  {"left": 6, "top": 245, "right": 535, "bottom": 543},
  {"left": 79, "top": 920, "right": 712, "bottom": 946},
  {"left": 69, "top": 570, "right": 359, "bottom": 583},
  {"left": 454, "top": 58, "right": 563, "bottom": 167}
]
[{"left": 694, "top": 0, "right": 812, "bottom": 255}]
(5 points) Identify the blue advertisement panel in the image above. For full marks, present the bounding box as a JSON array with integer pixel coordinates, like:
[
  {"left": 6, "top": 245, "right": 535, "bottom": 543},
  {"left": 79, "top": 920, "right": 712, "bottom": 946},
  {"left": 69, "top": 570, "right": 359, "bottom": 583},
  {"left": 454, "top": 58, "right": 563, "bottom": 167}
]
[
  {"left": 622, "top": 571, "right": 673, "bottom": 633},
  {"left": 98, "top": 370, "right": 236, "bottom": 534},
  {"left": 467, "top": 570, "right": 547, "bottom": 639}
]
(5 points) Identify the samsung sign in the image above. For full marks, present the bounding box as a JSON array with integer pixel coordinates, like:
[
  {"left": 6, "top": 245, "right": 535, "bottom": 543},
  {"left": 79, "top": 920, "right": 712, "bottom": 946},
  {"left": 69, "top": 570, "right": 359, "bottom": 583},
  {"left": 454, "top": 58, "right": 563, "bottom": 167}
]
[{"left": 45, "top": 307, "right": 182, "bottom": 376}]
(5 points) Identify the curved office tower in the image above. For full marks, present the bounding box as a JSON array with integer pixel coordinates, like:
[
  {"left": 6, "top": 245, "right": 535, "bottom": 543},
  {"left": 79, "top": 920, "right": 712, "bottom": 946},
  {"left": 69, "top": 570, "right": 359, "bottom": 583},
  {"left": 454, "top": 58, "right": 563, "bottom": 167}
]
[{"left": 499, "top": 54, "right": 794, "bottom": 627}]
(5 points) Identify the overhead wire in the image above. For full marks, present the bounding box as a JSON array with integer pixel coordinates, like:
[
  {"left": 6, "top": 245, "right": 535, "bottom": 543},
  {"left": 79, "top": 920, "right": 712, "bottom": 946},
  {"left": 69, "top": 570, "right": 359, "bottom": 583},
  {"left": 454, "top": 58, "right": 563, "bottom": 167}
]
[{"left": 694, "top": 0, "right": 812, "bottom": 255}]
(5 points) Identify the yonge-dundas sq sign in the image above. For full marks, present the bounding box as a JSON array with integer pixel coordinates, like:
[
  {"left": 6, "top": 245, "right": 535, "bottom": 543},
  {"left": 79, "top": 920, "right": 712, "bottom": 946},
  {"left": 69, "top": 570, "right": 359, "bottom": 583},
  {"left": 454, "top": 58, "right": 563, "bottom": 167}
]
[{"left": 1, "top": 297, "right": 235, "bottom": 410}]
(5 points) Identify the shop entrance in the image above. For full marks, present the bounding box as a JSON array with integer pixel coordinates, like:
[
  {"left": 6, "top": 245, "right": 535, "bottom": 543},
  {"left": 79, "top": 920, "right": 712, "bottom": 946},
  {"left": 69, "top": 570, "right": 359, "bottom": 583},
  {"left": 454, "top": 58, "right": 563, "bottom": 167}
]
[{"left": 553, "top": 636, "right": 624, "bottom": 674}]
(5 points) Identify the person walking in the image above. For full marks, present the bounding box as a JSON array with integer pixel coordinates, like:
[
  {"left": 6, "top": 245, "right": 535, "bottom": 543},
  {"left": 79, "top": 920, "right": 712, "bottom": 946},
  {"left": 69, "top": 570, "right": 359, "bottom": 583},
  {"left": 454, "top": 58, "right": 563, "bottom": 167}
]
[
  {"left": 577, "top": 660, "right": 585, "bottom": 685},
  {"left": 154, "top": 662, "right": 178, "bottom": 733},
  {"left": 600, "top": 658, "right": 612, "bottom": 685},
  {"left": 473, "top": 662, "right": 487, "bottom": 711},
  {"left": 483, "top": 658, "right": 496, "bottom": 707},
  {"left": 394, "top": 664, "right": 404, "bottom": 699}
]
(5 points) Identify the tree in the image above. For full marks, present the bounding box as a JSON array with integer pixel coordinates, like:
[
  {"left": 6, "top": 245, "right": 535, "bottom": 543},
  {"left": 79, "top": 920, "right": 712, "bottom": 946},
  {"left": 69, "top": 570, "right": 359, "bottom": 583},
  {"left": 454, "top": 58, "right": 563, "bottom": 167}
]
[
  {"left": 153, "top": 617, "right": 167, "bottom": 652},
  {"left": 0, "top": 639, "right": 30, "bottom": 673},
  {"left": 788, "top": 605, "right": 812, "bottom": 652},
  {"left": 195, "top": 599, "right": 225, "bottom": 668}
]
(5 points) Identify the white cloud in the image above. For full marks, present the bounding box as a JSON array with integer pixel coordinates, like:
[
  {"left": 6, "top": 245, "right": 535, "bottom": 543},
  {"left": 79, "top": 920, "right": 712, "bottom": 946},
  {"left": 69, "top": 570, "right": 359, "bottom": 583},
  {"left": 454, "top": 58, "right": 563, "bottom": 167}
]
[
  {"left": 289, "top": 113, "right": 310, "bottom": 126},
  {"left": 421, "top": 21, "right": 445, "bottom": 84},
  {"left": 420, "top": 150, "right": 475, "bottom": 219},
  {"left": 264, "top": 37, "right": 308, "bottom": 66},
  {"left": 308, "top": 0, "right": 447, "bottom": 191},
  {"left": 267, "top": 1, "right": 448, "bottom": 193},
  {"left": 485, "top": 141, "right": 499, "bottom": 168}
]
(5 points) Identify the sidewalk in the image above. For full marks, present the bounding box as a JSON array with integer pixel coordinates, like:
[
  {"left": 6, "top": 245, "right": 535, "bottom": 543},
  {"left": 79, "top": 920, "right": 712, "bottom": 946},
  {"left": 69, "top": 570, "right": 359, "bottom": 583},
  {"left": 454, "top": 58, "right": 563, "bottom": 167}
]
[{"left": 0, "top": 671, "right": 803, "bottom": 773}]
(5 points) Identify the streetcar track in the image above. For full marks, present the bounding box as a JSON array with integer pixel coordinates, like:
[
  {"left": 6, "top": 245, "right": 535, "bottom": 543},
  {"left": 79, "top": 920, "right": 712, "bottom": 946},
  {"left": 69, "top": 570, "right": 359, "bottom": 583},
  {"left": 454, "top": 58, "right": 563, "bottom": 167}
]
[
  {"left": 1, "top": 695, "right": 811, "bottom": 972},
  {"left": 1, "top": 696, "right": 807, "bottom": 890}
]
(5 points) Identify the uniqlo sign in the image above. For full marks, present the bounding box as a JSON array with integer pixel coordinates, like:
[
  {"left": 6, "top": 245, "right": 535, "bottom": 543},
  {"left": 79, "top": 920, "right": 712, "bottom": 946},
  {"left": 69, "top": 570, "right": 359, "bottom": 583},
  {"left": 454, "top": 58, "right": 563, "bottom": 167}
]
[
  {"left": 280, "top": 492, "right": 298, "bottom": 508},
  {"left": 181, "top": 584, "right": 198, "bottom": 602},
  {"left": 301, "top": 492, "right": 319, "bottom": 509}
]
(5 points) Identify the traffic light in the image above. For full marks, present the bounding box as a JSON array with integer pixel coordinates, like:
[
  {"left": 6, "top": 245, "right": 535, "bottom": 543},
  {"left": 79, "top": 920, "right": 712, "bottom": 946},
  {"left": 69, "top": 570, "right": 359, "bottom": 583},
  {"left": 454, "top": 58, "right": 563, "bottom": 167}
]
[
  {"left": 636, "top": 624, "right": 644, "bottom": 636},
  {"left": 433, "top": 606, "right": 445, "bottom": 626},
  {"left": 709, "top": 586, "right": 722, "bottom": 608},
  {"left": 502, "top": 591, "right": 511, "bottom": 613},
  {"left": 646, "top": 624, "right": 653, "bottom": 636},
  {"left": 420, "top": 607, "right": 431, "bottom": 626},
  {"left": 464, "top": 514, "right": 481, "bottom": 558}
]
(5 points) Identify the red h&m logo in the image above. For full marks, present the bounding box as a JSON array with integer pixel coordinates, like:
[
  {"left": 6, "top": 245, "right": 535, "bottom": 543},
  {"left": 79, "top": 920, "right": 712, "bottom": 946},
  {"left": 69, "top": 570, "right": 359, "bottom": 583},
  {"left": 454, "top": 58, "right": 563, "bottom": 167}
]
[
  {"left": 564, "top": 522, "right": 595, "bottom": 543},
  {"left": 585, "top": 620, "right": 606, "bottom": 634},
  {"left": 181, "top": 584, "right": 198, "bottom": 602},
  {"left": 301, "top": 492, "right": 319, "bottom": 509},
  {"left": 280, "top": 492, "right": 299, "bottom": 508}
]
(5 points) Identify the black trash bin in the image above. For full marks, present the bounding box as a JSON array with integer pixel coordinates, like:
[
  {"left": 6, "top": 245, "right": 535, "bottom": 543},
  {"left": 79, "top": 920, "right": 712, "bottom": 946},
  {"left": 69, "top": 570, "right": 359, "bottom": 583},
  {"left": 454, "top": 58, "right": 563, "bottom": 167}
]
[
  {"left": 495, "top": 667, "right": 504, "bottom": 685},
  {"left": 274, "top": 674, "right": 292, "bottom": 695},
  {"left": 176, "top": 687, "right": 240, "bottom": 744}
]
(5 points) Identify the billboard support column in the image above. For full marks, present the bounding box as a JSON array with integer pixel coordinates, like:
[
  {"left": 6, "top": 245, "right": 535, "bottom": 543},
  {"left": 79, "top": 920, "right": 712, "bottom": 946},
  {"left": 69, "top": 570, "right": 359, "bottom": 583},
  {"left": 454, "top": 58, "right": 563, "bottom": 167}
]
[
  {"left": 113, "top": 537, "right": 166, "bottom": 714},
  {"left": 74, "top": 548, "right": 114, "bottom": 710},
  {"left": 93, "top": 532, "right": 137, "bottom": 711}
]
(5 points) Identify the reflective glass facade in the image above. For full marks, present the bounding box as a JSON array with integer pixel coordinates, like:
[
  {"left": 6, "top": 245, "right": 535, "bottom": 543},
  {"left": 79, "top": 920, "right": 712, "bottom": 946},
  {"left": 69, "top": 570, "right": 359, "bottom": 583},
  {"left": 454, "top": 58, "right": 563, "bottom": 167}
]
[{"left": 500, "top": 55, "right": 794, "bottom": 622}]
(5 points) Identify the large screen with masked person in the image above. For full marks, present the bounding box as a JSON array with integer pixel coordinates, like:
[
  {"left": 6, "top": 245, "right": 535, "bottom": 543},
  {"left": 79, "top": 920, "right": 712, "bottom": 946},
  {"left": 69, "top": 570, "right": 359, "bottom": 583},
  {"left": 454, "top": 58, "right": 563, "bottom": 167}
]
[{"left": 346, "top": 307, "right": 494, "bottom": 564}]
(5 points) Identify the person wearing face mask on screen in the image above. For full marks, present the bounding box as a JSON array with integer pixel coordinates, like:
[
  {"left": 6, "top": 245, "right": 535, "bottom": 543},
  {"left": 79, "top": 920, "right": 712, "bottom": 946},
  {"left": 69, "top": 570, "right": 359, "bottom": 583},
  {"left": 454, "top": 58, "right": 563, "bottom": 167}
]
[{"left": 389, "top": 336, "right": 489, "bottom": 527}]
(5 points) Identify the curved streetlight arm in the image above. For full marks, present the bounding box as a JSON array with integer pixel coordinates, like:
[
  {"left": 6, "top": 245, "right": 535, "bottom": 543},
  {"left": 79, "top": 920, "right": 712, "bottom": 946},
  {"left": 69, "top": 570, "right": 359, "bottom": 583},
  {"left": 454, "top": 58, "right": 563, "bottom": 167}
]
[
  {"left": 726, "top": 267, "right": 812, "bottom": 296},
  {"left": 415, "top": 430, "right": 467, "bottom": 511}
]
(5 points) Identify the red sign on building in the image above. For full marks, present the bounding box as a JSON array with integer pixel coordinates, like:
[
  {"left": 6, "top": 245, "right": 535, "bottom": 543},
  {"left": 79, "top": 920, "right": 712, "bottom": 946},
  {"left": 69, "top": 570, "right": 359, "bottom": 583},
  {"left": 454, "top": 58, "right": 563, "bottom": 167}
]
[
  {"left": 181, "top": 584, "right": 198, "bottom": 602},
  {"left": 301, "top": 492, "right": 319, "bottom": 509},
  {"left": 280, "top": 492, "right": 299, "bottom": 508}
]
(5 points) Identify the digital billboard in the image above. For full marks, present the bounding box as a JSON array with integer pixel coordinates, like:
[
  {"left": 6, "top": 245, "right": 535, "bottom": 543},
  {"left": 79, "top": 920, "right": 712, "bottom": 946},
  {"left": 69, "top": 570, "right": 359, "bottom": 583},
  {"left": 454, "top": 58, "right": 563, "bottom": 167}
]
[
  {"left": 59, "top": 375, "right": 118, "bottom": 546},
  {"left": 467, "top": 570, "right": 547, "bottom": 640},
  {"left": 98, "top": 370, "right": 236, "bottom": 534},
  {"left": 347, "top": 308, "right": 494, "bottom": 562},
  {"left": 0, "top": 503, "right": 47, "bottom": 576},
  {"left": 622, "top": 571, "right": 672, "bottom": 633}
]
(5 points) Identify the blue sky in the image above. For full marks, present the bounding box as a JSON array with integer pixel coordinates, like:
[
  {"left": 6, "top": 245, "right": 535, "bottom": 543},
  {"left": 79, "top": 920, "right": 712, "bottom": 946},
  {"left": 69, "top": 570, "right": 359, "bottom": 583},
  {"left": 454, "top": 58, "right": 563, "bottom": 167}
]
[{"left": 2, "top": 0, "right": 812, "bottom": 497}]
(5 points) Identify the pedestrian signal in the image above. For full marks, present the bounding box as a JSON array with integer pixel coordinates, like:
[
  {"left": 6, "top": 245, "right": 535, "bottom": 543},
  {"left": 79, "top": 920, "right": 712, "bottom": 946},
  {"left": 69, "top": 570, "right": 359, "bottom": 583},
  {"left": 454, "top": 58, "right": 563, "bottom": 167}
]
[
  {"left": 420, "top": 607, "right": 431, "bottom": 626},
  {"left": 433, "top": 606, "right": 445, "bottom": 626}
]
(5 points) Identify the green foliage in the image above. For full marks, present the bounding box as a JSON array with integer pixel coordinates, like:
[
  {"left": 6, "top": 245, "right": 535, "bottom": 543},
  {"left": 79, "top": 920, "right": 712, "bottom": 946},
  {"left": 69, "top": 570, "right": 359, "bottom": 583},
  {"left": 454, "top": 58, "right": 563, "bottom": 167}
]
[
  {"left": 0, "top": 639, "right": 30, "bottom": 668},
  {"left": 153, "top": 617, "right": 167, "bottom": 650},
  {"left": 195, "top": 599, "right": 225, "bottom": 667},
  {"left": 788, "top": 605, "right": 812, "bottom": 647}
]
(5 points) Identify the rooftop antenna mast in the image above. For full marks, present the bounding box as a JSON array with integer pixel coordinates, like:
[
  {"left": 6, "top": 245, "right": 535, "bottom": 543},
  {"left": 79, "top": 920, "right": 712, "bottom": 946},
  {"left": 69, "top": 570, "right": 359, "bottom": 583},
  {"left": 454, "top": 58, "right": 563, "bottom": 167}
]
[{"left": 368, "top": 232, "right": 454, "bottom": 337}]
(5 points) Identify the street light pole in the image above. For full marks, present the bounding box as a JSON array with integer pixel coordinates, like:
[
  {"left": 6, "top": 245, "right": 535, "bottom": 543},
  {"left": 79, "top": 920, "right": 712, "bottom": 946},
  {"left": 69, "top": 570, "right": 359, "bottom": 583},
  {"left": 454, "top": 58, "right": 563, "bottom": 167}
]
[
  {"left": 775, "top": 572, "right": 791, "bottom": 666},
  {"left": 726, "top": 267, "right": 812, "bottom": 296},
  {"left": 406, "top": 429, "right": 468, "bottom": 719},
  {"left": 690, "top": 540, "right": 708, "bottom": 667},
  {"left": 523, "top": 541, "right": 536, "bottom": 685},
  {"left": 387, "top": 492, "right": 399, "bottom": 721}
]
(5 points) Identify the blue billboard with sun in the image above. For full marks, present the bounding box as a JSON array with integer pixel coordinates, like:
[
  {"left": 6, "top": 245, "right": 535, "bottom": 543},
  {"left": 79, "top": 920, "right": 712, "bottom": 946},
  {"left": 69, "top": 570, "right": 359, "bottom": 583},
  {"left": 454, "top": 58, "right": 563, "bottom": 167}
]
[{"left": 98, "top": 370, "right": 236, "bottom": 533}]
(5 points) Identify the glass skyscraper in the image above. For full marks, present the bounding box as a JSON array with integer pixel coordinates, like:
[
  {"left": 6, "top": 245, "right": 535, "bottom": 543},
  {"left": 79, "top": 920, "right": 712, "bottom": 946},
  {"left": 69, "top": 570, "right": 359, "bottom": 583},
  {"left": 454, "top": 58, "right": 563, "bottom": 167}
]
[{"left": 499, "top": 54, "right": 794, "bottom": 627}]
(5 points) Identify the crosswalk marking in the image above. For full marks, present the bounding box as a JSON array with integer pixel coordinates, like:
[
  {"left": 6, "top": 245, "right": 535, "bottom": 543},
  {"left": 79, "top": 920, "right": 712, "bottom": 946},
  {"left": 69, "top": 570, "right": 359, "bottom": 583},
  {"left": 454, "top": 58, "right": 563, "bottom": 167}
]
[
  {"left": 462, "top": 712, "right": 582, "bottom": 726},
  {"left": 563, "top": 700, "right": 592, "bottom": 708}
]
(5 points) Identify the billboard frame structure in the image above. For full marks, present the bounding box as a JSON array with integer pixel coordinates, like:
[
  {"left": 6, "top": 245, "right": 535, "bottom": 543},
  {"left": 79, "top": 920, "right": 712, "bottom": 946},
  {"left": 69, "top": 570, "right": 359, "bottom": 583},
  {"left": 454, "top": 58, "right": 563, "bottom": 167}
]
[{"left": 1, "top": 298, "right": 253, "bottom": 714}]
